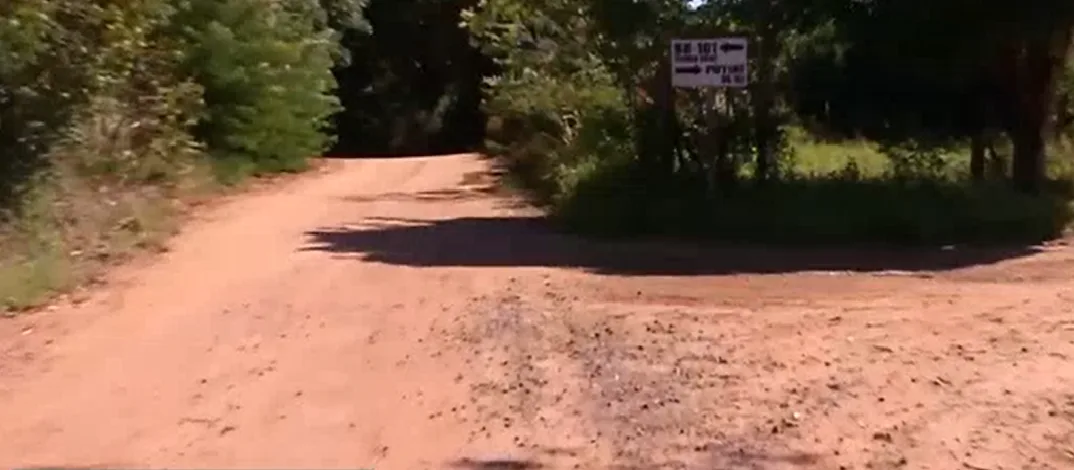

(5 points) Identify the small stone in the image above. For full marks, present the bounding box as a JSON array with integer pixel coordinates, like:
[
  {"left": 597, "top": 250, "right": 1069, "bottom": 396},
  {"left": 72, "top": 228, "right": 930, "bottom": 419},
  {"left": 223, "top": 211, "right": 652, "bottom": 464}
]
[{"left": 873, "top": 431, "right": 893, "bottom": 443}]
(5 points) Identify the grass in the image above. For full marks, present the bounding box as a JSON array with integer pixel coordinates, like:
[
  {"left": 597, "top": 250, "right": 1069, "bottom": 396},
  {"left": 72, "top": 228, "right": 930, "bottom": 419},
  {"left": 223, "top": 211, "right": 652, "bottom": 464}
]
[
  {"left": 0, "top": 153, "right": 319, "bottom": 314},
  {"left": 0, "top": 144, "right": 324, "bottom": 314},
  {"left": 0, "top": 159, "right": 220, "bottom": 314}
]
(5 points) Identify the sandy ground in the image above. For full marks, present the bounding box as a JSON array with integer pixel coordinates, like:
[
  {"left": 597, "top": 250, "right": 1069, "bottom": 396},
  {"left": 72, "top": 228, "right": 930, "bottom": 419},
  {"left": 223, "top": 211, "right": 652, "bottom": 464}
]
[{"left": 1, "top": 153, "right": 1073, "bottom": 470}]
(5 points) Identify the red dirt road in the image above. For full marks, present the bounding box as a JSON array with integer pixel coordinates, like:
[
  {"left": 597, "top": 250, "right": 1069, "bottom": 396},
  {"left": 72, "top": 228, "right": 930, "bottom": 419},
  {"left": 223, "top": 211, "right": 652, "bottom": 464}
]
[{"left": 2, "top": 153, "right": 1074, "bottom": 469}]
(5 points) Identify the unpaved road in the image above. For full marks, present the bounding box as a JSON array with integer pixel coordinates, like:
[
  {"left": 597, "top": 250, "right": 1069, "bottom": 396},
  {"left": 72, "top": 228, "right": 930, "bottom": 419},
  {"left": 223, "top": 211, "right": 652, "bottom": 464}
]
[{"left": 2, "top": 153, "right": 1074, "bottom": 469}]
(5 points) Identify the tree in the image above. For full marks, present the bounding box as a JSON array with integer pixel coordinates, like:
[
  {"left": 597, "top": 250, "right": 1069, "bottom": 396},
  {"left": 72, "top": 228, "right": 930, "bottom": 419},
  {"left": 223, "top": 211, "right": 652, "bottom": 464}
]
[
  {"left": 789, "top": 0, "right": 1074, "bottom": 192},
  {"left": 174, "top": 0, "right": 343, "bottom": 179},
  {"left": 330, "top": 0, "right": 491, "bottom": 155}
]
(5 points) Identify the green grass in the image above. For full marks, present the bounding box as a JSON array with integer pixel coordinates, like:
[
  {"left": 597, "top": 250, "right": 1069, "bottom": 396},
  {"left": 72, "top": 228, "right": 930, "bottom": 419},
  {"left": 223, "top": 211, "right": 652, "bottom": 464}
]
[
  {"left": 0, "top": 247, "right": 70, "bottom": 315},
  {"left": 789, "top": 132, "right": 891, "bottom": 176},
  {"left": 782, "top": 126, "right": 970, "bottom": 178}
]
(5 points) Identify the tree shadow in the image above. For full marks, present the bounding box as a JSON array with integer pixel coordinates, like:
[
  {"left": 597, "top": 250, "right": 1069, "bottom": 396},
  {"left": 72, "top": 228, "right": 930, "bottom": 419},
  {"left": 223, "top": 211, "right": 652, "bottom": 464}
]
[
  {"left": 339, "top": 168, "right": 526, "bottom": 210},
  {"left": 445, "top": 445, "right": 593, "bottom": 469},
  {"left": 301, "top": 216, "right": 1047, "bottom": 276},
  {"left": 692, "top": 442, "right": 824, "bottom": 469},
  {"left": 446, "top": 457, "right": 546, "bottom": 469},
  {"left": 446, "top": 442, "right": 825, "bottom": 469},
  {"left": 342, "top": 188, "right": 499, "bottom": 205},
  {"left": 321, "top": 151, "right": 486, "bottom": 160},
  {"left": 15, "top": 465, "right": 136, "bottom": 470}
]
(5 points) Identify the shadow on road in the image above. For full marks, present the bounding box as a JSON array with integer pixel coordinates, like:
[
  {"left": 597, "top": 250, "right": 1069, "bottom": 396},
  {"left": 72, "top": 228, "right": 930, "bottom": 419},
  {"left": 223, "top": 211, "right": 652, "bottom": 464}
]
[
  {"left": 338, "top": 168, "right": 527, "bottom": 209},
  {"left": 322, "top": 152, "right": 486, "bottom": 160},
  {"left": 301, "top": 216, "right": 1046, "bottom": 276},
  {"left": 447, "top": 457, "right": 545, "bottom": 469},
  {"left": 446, "top": 444, "right": 824, "bottom": 469},
  {"left": 694, "top": 443, "right": 824, "bottom": 469}
]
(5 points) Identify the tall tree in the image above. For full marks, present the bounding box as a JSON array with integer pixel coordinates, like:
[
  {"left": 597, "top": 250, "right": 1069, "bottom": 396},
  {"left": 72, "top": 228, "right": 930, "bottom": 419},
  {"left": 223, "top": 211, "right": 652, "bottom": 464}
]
[{"left": 331, "top": 0, "right": 491, "bottom": 155}]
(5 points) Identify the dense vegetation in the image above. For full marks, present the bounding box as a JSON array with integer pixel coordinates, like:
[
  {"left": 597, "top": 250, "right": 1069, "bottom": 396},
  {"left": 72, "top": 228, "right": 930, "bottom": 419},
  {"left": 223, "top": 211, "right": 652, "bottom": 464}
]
[
  {"left": 2, "top": 0, "right": 1074, "bottom": 308},
  {"left": 467, "top": 0, "right": 1074, "bottom": 243}
]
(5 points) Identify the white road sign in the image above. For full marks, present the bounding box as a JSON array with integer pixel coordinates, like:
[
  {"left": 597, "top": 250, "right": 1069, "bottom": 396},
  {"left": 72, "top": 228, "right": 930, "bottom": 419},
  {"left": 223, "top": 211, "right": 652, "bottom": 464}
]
[{"left": 671, "top": 37, "right": 749, "bottom": 88}]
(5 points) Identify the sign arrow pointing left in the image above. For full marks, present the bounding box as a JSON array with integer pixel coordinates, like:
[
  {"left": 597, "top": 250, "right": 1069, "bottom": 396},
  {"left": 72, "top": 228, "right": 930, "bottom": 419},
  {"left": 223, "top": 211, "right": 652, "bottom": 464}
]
[{"left": 719, "top": 42, "right": 745, "bottom": 53}]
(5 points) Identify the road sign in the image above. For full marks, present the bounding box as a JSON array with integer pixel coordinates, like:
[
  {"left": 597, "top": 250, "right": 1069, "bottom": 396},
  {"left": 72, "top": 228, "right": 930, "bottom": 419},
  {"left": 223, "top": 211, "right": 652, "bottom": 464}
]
[{"left": 671, "top": 37, "right": 748, "bottom": 88}]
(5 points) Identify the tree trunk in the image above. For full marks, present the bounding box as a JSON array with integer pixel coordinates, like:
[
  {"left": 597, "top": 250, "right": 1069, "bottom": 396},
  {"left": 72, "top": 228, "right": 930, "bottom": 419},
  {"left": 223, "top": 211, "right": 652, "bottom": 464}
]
[
  {"left": 753, "top": 88, "right": 775, "bottom": 183},
  {"left": 717, "top": 129, "right": 736, "bottom": 193},
  {"left": 638, "top": 59, "right": 677, "bottom": 181},
  {"left": 752, "top": 25, "right": 779, "bottom": 184},
  {"left": 969, "top": 81, "right": 998, "bottom": 181},
  {"left": 1009, "top": 80, "right": 1054, "bottom": 193},
  {"left": 1011, "top": 122, "right": 1046, "bottom": 193},
  {"left": 1058, "top": 91, "right": 1073, "bottom": 132},
  {"left": 970, "top": 132, "right": 986, "bottom": 180},
  {"left": 1005, "top": 28, "right": 1072, "bottom": 193}
]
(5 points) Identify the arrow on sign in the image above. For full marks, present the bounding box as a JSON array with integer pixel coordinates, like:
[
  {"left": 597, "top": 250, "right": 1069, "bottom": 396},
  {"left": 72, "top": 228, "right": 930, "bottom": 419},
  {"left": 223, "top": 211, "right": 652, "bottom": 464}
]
[
  {"left": 719, "top": 42, "right": 745, "bottom": 53},
  {"left": 675, "top": 65, "right": 702, "bottom": 74}
]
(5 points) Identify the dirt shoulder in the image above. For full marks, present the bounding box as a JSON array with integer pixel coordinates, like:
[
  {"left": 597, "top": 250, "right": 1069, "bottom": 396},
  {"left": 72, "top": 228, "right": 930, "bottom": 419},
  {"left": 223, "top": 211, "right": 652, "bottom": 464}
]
[{"left": 2, "top": 153, "right": 1072, "bottom": 469}]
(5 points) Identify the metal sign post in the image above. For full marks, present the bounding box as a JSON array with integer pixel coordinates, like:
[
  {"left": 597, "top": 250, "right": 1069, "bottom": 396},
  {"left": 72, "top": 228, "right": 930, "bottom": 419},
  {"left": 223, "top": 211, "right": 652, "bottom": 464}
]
[{"left": 670, "top": 37, "right": 750, "bottom": 196}]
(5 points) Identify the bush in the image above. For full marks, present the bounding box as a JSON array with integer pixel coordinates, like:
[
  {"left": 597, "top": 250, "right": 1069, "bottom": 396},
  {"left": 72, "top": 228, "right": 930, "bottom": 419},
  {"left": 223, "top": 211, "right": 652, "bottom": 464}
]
[
  {"left": 0, "top": 0, "right": 347, "bottom": 310},
  {"left": 551, "top": 156, "right": 1074, "bottom": 245},
  {"left": 0, "top": 0, "right": 209, "bottom": 310},
  {"left": 481, "top": 62, "right": 632, "bottom": 200}
]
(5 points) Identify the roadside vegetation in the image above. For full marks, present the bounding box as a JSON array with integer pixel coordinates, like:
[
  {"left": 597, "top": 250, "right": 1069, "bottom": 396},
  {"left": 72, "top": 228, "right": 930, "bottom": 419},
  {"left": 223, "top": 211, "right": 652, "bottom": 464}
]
[
  {"left": 467, "top": 0, "right": 1074, "bottom": 245},
  {"left": 0, "top": 0, "right": 361, "bottom": 310},
  {"left": 3, "top": 0, "right": 1074, "bottom": 310}
]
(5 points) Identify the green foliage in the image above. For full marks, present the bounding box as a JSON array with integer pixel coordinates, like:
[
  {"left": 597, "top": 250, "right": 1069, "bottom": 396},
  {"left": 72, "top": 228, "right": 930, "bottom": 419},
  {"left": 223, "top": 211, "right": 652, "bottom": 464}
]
[
  {"left": 175, "top": 0, "right": 342, "bottom": 180},
  {"left": 0, "top": 0, "right": 207, "bottom": 208},
  {"left": 0, "top": 0, "right": 88, "bottom": 211},
  {"left": 0, "top": 0, "right": 350, "bottom": 194},
  {"left": 878, "top": 140, "right": 957, "bottom": 181},
  {"left": 465, "top": 0, "right": 633, "bottom": 198},
  {"left": 318, "top": 0, "right": 371, "bottom": 35}
]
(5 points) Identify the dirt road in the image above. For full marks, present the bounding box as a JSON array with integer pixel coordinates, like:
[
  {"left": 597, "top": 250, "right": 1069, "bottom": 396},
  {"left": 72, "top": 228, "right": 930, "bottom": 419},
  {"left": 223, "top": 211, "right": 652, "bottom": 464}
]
[{"left": 2, "top": 153, "right": 1074, "bottom": 469}]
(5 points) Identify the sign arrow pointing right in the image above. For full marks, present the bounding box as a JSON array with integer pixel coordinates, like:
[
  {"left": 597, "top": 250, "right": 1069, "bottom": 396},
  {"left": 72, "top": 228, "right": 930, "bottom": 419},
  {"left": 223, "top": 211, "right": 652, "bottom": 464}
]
[{"left": 674, "top": 65, "right": 702, "bottom": 74}]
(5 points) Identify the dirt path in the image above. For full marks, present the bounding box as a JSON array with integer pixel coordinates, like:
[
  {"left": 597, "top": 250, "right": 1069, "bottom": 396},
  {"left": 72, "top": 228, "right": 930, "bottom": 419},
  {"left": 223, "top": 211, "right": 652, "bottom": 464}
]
[{"left": 2, "top": 153, "right": 1073, "bottom": 469}]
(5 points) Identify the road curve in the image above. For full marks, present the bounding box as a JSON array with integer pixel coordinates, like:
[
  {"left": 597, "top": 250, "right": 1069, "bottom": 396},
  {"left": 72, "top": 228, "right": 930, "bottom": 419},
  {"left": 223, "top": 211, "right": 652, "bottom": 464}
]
[{"left": 2, "top": 153, "right": 1074, "bottom": 469}]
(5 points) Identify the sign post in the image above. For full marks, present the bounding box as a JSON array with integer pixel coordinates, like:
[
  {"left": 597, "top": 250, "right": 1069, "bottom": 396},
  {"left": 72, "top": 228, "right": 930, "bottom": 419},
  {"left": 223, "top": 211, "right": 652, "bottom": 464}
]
[{"left": 669, "top": 37, "right": 749, "bottom": 196}]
